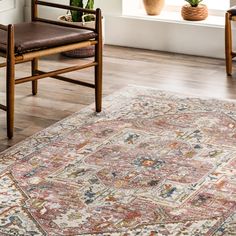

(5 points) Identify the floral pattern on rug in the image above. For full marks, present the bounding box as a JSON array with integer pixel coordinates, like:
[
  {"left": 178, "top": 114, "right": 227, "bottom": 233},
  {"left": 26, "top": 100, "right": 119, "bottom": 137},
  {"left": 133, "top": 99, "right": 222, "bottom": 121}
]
[{"left": 0, "top": 86, "right": 236, "bottom": 235}]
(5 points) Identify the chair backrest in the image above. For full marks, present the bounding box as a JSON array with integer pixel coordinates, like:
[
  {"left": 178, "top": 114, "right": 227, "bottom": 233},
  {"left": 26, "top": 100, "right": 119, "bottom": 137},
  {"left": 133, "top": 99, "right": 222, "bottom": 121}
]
[{"left": 30, "top": 0, "right": 102, "bottom": 35}]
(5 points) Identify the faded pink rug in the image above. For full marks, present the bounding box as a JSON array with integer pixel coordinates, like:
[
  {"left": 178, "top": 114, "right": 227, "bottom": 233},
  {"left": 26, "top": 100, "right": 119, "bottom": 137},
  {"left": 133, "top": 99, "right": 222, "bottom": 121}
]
[{"left": 0, "top": 86, "right": 236, "bottom": 235}]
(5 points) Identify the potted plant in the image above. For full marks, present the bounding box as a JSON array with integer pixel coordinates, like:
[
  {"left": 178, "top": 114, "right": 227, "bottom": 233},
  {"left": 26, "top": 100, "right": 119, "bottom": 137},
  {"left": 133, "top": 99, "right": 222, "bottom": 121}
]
[
  {"left": 143, "top": 0, "right": 165, "bottom": 16},
  {"left": 59, "top": 0, "right": 96, "bottom": 58},
  {"left": 70, "top": 0, "right": 94, "bottom": 23},
  {"left": 181, "top": 0, "right": 208, "bottom": 21}
]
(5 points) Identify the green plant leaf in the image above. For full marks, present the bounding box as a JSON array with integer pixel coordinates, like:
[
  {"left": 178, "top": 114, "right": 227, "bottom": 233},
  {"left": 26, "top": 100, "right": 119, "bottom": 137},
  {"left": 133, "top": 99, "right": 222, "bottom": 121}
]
[
  {"left": 70, "top": 0, "right": 94, "bottom": 22},
  {"left": 184, "top": 0, "right": 203, "bottom": 7}
]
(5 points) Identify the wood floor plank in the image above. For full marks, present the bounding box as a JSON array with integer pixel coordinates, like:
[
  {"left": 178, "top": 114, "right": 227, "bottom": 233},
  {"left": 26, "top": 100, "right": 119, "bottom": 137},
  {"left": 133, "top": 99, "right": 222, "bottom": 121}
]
[{"left": 0, "top": 45, "right": 235, "bottom": 152}]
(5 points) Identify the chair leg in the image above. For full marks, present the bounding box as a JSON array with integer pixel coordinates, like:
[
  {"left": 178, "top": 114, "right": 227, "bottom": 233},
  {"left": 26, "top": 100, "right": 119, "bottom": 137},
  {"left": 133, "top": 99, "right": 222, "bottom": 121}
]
[
  {"left": 6, "top": 67, "right": 15, "bottom": 139},
  {"left": 95, "top": 42, "right": 103, "bottom": 112},
  {"left": 6, "top": 25, "right": 15, "bottom": 139},
  {"left": 95, "top": 9, "right": 103, "bottom": 113},
  {"left": 225, "top": 12, "right": 233, "bottom": 76},
  {"left": 32, "top": 58, "right": 38, "bottom": 95}
]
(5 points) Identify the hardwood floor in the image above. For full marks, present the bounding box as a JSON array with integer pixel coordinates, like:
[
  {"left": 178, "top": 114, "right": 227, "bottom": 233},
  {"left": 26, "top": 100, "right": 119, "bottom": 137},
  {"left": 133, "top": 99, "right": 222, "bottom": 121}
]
[{"left": 0, "top": 45, "right": 236, "bottom": 152}]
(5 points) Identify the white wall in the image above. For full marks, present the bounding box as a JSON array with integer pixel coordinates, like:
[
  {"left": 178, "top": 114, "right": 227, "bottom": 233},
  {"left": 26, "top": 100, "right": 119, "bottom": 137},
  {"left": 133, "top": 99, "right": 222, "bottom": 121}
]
[
  {"left": 0, "top": 0, "right": 25, "bottom": 24},
  {"left": 24, "top": 0, "right": 227, "bottom": 59},
  {"left": 24, "top": 0, "right": 69, "bottom": 21},
  {"left": 105, "top": 16, "right": 225, "bottom": 59},
  {"left": 95, "top": 0, "right": 122, "bottom": 15},
  {"left": 231, "top": 0, "right": 236, "bottom": 6}
]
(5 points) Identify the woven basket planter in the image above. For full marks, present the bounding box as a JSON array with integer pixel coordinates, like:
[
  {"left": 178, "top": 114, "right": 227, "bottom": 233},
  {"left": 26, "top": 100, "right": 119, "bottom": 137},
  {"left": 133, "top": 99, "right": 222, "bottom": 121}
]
[
  {"left": 62, "top": 46, "right": 95, "bottom": 58},
  {"left": 181, "top": 4, "right": 208, "bottom": 21},
  {"left": 143, "top": 0, "right": 165, "bottom": 15}
]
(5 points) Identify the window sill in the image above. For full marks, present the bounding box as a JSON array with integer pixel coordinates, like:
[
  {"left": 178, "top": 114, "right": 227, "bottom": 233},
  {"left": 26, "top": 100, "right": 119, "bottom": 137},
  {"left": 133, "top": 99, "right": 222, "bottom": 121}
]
[{"left": 123, "top": 11, "right": 225, "bottom": 28}]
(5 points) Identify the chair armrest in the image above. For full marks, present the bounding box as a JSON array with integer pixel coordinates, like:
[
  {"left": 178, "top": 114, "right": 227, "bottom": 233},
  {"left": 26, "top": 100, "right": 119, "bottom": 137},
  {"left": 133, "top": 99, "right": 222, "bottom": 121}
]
[
  {"left": 228, "top": 6, "right": 236, "bottom": 18},
  {"left": 0, "top": 24, "right": 8, "bottom": 31}
]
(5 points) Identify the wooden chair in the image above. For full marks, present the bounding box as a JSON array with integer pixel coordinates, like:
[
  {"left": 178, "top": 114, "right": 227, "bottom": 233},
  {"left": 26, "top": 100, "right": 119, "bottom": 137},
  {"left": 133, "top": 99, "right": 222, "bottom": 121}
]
[
  {"left": 0, "top": 0, "right": 103, "bottom": 139},
  {"left": 225, "top": 6, "right": 236, "bottom": 75}
]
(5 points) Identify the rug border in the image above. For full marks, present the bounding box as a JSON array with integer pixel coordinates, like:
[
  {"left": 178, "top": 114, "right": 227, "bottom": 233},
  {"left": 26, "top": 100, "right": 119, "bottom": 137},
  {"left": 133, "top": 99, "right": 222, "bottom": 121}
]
[{"left": 1, "top": 84, "right": 236, "bottom": 157}]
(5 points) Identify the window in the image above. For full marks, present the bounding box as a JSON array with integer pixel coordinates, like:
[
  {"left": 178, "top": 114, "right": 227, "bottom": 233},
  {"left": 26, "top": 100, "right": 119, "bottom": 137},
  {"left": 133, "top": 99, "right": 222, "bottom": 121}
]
[
  {"left": 123, "top": 0, "right": 230, "bottom": 17},
  {"left": 165, "top": 0, "right": 229, "bottom": 11}
]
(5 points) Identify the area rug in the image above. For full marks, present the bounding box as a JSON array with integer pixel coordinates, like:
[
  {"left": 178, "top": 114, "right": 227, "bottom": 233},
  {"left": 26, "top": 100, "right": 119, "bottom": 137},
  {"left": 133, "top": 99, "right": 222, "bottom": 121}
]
[{"left": 0, "top": 86, "right": 236, "bottom": 235}]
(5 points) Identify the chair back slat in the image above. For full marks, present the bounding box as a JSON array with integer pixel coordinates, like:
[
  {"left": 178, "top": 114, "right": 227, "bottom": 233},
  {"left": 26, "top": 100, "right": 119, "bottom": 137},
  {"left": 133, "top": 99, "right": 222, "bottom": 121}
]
[{"left": 35, "top": 0, "right": 96, "bottom": 14}]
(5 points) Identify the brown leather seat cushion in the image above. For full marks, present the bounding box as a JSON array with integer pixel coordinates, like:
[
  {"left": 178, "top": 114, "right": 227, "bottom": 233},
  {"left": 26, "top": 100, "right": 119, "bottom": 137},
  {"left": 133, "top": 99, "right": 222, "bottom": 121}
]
[
  {"left": 228, "top": 6, "right": 236, "bottom": 16},
  {"left": 0, "top": 21, "right": 97, "bottom": 55}
]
